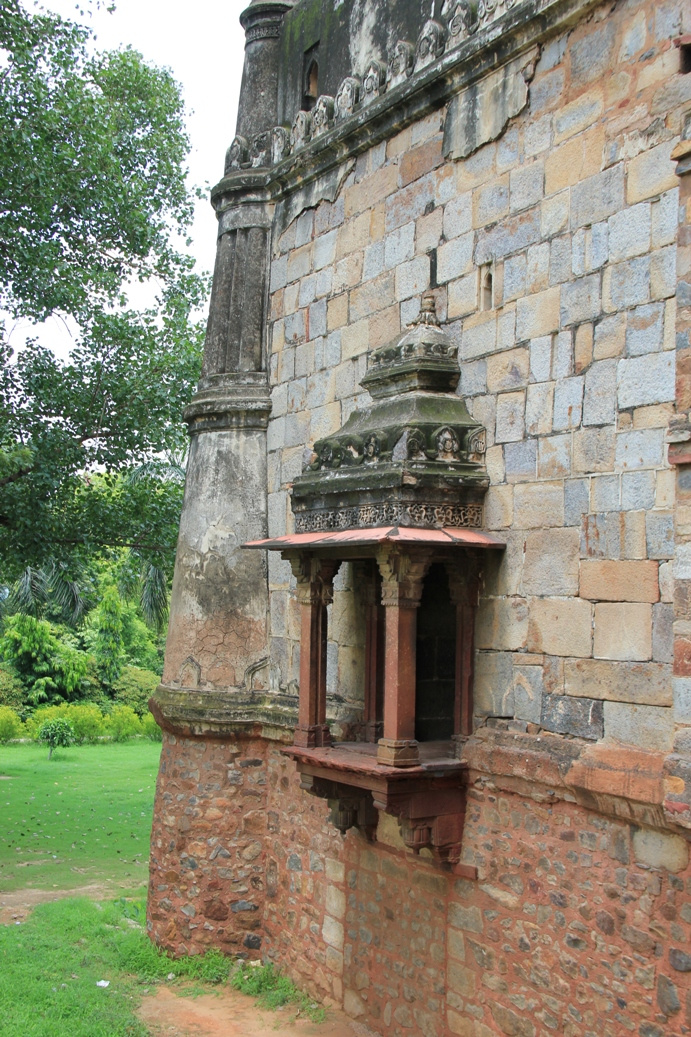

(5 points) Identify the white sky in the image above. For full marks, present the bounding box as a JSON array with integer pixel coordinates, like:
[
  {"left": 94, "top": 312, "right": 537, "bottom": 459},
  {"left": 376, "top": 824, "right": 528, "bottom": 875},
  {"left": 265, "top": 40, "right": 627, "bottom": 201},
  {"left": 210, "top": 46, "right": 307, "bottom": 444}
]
[{"left": 8, "top": 0, "right": 247, "bottom": 355}]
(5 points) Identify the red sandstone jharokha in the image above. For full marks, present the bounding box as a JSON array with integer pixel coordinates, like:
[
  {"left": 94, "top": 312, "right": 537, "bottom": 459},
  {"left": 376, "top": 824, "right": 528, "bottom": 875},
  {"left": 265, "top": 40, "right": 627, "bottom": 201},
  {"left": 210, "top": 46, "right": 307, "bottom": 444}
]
[{"left": 148, "top": 0, "right": 691, "bottom": 1033}]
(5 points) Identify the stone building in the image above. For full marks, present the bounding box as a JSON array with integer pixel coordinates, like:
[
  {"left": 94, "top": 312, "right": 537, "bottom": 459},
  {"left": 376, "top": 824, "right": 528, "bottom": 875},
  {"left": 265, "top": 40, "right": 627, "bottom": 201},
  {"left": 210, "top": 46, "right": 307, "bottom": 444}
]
[{"left": 148, "top": 0, "right": 691, "bottom": 1033}]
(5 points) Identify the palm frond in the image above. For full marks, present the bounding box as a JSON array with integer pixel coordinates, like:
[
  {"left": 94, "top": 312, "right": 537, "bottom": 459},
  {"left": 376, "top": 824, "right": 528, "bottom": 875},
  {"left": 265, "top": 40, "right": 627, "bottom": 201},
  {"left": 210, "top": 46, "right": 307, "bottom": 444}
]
[
  {"left": 140, "top": 563, "right": 169, "bottom": 631},
  {"left": 46, "top": 562, "right": 85, "bottom": 625},
  {"left": 10, "top": 566, "right": 48, "bottom": 617}
]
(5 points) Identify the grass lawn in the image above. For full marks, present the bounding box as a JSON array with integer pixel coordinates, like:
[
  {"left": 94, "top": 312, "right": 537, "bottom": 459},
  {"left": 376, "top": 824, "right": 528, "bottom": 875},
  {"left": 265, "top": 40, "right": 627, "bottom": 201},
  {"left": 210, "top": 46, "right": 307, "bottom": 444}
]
[{"left": 0, "top": 741, "right": 161, "bottom": 893}]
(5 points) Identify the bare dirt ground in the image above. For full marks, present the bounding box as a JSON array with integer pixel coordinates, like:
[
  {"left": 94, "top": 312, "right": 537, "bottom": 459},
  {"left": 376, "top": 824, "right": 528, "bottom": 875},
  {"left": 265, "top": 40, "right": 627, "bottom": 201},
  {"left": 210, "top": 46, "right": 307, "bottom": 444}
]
[
  {"left": 0, "top": 886, "right": 370, "bottom": 1037},
  {"left": 138, "top": 986, "right": 370, "bottom": 1037}
]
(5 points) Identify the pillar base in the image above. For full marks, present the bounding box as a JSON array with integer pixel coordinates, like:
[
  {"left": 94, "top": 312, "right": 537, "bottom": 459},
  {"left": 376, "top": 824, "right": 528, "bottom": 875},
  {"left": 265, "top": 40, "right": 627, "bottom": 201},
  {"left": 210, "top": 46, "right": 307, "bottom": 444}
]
[
  {"left": 294, "top": 724, "right": 332, "bottom": 749},
  {"left": 377, "top": 738, "right": 420, "bottom": 767}
]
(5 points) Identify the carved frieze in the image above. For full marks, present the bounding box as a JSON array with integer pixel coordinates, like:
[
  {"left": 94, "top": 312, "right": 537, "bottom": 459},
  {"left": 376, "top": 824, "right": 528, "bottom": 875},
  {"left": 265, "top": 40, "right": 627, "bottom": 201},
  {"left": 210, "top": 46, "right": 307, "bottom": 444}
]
[
  {"left": 311, "top": 95, "right": 335, "bottom": 138},
  {"left": 250, "top": 131, "right": 271, "bottom": 168},
  {"left": 335, "top": 76, "right": 361, "bottom": 120},
  {"left": 290, "top": 110, "right": 312, "bottom": 151},
  {"left": 225, "top": 135, "right": 250, "bottom": 173},
  {"left": 388, "top": 41, "right": 415, "bottom": 88},
  {"left": 415, "top": 20, "right": 446, "bottom": 71},
  {"left": 361, "top": 60, "right": 387, "bottom": 106},
  {"left": 446, "top": 1, "right": 480, "bottom": 46},
  {"left": 271, "top": 125, "right": 290, "bottom": 164},
  {"left": 294, "top": 502, "right": 485, "bottom": 533}
]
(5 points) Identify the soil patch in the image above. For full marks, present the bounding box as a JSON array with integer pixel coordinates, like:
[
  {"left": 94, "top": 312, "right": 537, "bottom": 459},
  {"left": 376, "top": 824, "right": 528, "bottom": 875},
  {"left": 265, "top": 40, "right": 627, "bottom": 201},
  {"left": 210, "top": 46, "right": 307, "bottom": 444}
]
[
  {"left": 0, "top": 882, "right": 118, "bottom": 924},
  {"left": 138, "top": 985, "right": 372, "bottom": 1037}
]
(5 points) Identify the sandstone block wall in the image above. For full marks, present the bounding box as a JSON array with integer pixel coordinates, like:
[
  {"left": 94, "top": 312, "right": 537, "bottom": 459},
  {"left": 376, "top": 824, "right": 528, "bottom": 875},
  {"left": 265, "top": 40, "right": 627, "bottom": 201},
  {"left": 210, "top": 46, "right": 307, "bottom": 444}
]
[{"left": 266, "top": 0, "right": 690, "bottom": 751}]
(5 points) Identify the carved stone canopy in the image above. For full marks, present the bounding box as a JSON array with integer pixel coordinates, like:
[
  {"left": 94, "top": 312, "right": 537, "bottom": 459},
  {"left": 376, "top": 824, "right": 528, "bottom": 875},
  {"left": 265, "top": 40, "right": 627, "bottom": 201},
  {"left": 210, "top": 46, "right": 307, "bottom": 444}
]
[{"left": 291, "top": 294, "right": 489, "bottom": 533}]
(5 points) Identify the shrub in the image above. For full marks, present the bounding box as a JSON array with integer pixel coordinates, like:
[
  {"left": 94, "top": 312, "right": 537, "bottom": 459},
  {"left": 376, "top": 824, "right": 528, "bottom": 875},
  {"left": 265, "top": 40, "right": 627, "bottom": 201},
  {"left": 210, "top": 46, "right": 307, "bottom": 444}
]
[
  {"left": 112, "top": 665, "right": 160, "bottom": 716},
  {"left": 37, "top": 717, "right": 76, "bottom": 759},
  {"left": 106, "top": 704, "right": 142, "bottom": 741},
  {"left": 64, "top": 703, "right": 105, "bottom": 743},
  {"left": 0, "top": 664, "right": 24, "bottom": 710},
  {"left": 24, "top": 704, "right": 69, "bottom": 741},
  {"left": 141, "top": 711, "right": 162, "bottom": 742},
  {"left": 0, "top": 705, "right": 22, "bottom": 743}
]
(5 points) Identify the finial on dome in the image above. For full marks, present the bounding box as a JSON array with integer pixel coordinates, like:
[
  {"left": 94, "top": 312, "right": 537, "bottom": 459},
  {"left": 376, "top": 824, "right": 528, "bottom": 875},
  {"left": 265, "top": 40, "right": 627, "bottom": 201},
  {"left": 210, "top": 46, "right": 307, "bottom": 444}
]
[{"left": 411, "top": 291, "right": 440, "bottom": 327}]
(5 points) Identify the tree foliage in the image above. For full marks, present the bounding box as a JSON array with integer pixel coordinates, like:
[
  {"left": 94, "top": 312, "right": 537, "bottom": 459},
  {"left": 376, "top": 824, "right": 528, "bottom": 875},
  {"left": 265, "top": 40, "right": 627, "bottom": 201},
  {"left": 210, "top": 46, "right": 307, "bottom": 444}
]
[
  {"left": 37, "top": 716, "right": 76, "bottom": 758},
  {"left": 0, "top": 0, "right": 206, "bottom": 613}
]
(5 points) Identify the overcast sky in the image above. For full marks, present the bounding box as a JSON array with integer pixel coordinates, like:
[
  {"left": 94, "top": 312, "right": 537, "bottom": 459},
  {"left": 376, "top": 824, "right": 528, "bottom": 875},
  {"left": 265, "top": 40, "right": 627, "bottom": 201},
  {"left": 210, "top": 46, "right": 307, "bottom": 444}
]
[{"left": 9, "top": 0, "right": 248, "bottom": 354}]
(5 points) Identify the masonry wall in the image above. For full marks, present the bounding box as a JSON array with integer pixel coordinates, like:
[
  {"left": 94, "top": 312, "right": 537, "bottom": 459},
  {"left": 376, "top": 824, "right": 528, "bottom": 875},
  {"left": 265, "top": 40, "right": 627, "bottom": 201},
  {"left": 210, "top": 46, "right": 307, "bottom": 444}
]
[{"left": 266, "top": 0, "right": 689, "bottom": 751}]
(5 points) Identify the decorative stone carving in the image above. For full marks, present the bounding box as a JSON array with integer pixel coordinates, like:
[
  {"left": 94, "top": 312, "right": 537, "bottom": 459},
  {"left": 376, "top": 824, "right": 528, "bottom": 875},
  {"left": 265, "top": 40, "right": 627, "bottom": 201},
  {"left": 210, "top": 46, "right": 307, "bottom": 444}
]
[
  {"left": 224, "top": 135, "right": 250, "bottom": 173},
  {"left": 446, "top": 1, "right": 480, "bottom": 46},
  {"left": 290, "top": 110, "right": 312, "bottom": 151},
  {"left": 250, "top": 131, "right": 271, "bottom": 168},
  {"left": 294, "top": 501, "right": 485, "bottom": 533},
  {"left": 363, "top": 433, "right": 381, "bottom": 465},
  {"left": 361, "top": 59, "right": 387, "bottom": 106},
  {"left": 335, "top": 76, "right": 361, "bottom": 120},
  {"left": 435, "top": 426, "right": 461, "bottom": 462},
  {"left": 415, "top": 20, "right": 446, "bottom": 71},
  {"left": 467, "top": 428, "right": 486, "bottom": 460},
  {"left": 311, "top": 95, "right": 335, "bottom": 138},
  {"left": 388, "top": 40, "right": 415, "bottom": 88},
  {"left": 271, "top": 125, "right": 290, "bottom": 164}
]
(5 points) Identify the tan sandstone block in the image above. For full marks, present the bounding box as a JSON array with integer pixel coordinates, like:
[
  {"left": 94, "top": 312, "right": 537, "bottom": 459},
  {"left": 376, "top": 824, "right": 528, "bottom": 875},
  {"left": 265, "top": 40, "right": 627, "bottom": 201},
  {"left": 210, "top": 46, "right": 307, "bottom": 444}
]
[
  {"left": 574, "top": 323, "right": 593, "bottom": 374},
  {"left": 594, "top": 602, "right": 652, "bottom": 661},
  {"left": 515, "top": 286, "right": 560, "bottom": 340},
  {"left": 513, "top": 481, "right": 564, "bottom": 528},
  {"left": 564, "top": 659, "right": 672, "bottom": 706},
  {"left": 580, "top": 560, "right": 660, "bottom": 602},
  {"left": 522, "top": 527, "right": 579, "bottom": 596},
  {"left": 345, "top": 164, "right": 399, "bottom": 219},
  {"left": 627, "top": 141, "right": 678, "bottom": 204},
  {"left": 341, "top": 318, "right": 369, "bottom": 361},
  {"left": 486, "top": 347, "right": 529, "bottom": 393},
  {"left": 475, "top": 596, "right": 529, "bottom": 652},
  {"left": 336, "top": 211, "right": 371, "bottom": 259},
  {"left": 327, "top": 293, "right": 348, "bottom": 331},
  {"left": 527, "top": 598, "right": 593, "bottom": 657}
]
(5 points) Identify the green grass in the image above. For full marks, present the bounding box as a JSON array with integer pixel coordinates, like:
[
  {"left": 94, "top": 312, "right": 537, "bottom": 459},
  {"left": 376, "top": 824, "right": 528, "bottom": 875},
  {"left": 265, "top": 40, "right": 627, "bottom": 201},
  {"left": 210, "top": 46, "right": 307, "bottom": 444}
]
[
  {"left": 0, "top": 742, "right": 161, "bottom": 892},
  {"left": 0, "top": 896, "right": 230, "bottom": 1036},
  {"left": 231, "top": 961, "right": 326, "bottom": 1023}
]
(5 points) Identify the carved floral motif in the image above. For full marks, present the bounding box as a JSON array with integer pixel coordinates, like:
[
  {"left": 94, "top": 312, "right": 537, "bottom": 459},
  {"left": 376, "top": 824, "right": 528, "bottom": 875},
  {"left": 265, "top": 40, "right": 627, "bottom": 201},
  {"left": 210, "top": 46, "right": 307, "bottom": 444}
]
[
  {"left": 250, "top": 131, "right": 271, "bottom": 167},
  {"left": 415, "top": 20, "right": 446, "bottom": 71},
  {"left": 361, "top": 60, "right": 387, "bottom": 106},
  {"left": 335, "top": 76, "right": 361, "bottom": 120},
  {"left": 446, "top": 0, "right": 480, "bottom": 44},
  {"left": 388, "top": 41, "right": 415, "bottom": 88},
  {"left": 311, "top": 95, "right": 335, "bottom": 137},
  {"left": 225, "top": 135, "right": 250, "bottom": 172},
  {"left": 271, "top": 125, "right": 290, "bottom": 164},
  {"left": 294, "top": 502, "right": 485, "bottom": 532},
  {"left": 290, "top": 110, "right": 312, "bottom": 151},
  {"left": 435, "top": 426, "right": 461, "bottom": 461}
]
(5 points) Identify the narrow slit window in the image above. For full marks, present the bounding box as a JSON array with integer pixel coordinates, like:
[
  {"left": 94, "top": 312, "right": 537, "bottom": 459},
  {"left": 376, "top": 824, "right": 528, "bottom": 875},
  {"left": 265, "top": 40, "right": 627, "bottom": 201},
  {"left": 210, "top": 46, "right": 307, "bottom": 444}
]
[
  {"left": 479, "top": 264, "right": 493, "bottom": 311},
  {"left": 303, "top": 45, "right": 320, "bottom": 110}
]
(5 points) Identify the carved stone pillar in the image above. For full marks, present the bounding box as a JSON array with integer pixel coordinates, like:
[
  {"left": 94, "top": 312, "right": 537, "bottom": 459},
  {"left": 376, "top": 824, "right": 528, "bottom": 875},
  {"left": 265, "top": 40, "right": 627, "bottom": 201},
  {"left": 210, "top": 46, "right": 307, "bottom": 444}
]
[
  {"left": 355, "top": 561, "right": 384, "bottom": 743},
  {"left": 290, "top": 556, "right": 339, "bottom": 748},
  {"left": 445, "top": 556, "right": 480, "bottom": 751},
  {"left": 157, "top": 1, "right": 293, "bottom": 706},
  {"left": 376, "top": 549, "right": 432, "bottom": 767}
]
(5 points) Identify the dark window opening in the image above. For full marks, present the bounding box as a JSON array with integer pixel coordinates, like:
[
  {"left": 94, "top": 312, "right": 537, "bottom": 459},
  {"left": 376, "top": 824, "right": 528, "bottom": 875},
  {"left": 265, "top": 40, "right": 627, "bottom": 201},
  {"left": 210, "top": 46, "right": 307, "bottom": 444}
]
[
  {"left": 479, "top": 264, "right": 493, "bottom": 311},
  {"left": 303, "top": 45, "right": 320, "bottom": 110},
  {"left": 681, "top": 44, "right": 691, "bottom": 75},
  {"left": 415, "top": 564, "right": 456, "bottom": 742}
]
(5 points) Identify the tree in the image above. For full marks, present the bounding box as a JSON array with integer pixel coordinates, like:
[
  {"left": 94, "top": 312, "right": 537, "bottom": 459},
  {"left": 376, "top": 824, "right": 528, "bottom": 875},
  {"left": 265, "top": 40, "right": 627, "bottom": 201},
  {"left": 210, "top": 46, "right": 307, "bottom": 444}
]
[
  {"left": 0, "top": 0, "right": 206, "bottom": 620},
  {"left": 37, "top": 716, "right": 76, "bottom": 759}
]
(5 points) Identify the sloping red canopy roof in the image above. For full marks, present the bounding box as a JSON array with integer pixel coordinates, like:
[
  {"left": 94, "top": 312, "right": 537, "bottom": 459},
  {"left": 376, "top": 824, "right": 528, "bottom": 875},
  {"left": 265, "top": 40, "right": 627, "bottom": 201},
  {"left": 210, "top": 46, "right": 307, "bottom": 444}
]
[{"left": 244, "top": 526, "right": 505, "bottom": 550}]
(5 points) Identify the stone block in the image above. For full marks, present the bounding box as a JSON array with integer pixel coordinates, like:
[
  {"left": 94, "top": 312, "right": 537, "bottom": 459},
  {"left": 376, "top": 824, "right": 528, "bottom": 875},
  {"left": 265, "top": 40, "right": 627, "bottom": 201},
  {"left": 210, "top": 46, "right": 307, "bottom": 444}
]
[
  {"left": 561, "top": 274, "right": 601, "bottom": 327},
  {"left": 495, "top": 391, "right": 525, "bottom": 443},
  {"left": 549, "top": 234, "right": 572, "bottom": 286},
  {"left": 475, "top": 207, "right": 541, "bottom": 265},
  {"left": 529, "top": 336, "right": 552, "bottom": 382},
  {"left": 646, "top": 511, "right": 674, "bottom": 560},
  {"left": 615, "top": 429, "right": 665, "bottom": 471},
  {"left": 673, "top": 677, "right": 691, "bottom": 722},
  {"left": 570, "top": 20, "right": 616, "bottom": 85},
  {"left": 327, "top": 293, "right": 348, "bottom": 332},
  {"left": 553, "top": 376, "right": 583, "bottom": 431},
  {"left": 526, "top": 241, "right": 550, "bottom": 293},
  {"left": 513, "top": 665, "right": 543, "bottom": 724},
  {"left": 460, "top": 358, "right": 487, "bottom": 397},
  {"left": 580, "top": 559, "right": 659, "bottom": 602},
  {"left": 552, "top": 330, "right": 573, "bottom": 379},
  {"left": 484, "top": 485, "right": 513, "bottom": 529},
  {"left": 448, "top": 273, "right": 478, "bottom": 318},
  {"left": 571, "top": 165, "right": 625, "bottom": 230},
  {"left": 541, "top": 693, "right": 603, "bottom": 740},
  {"left": 437, "top": 234, "right": 474, "bottom": 285},
  {"left": 525, "top": 382, "right": 554, "bottom": 437},
  {"left": 594, "top": 314, "right": 625, "bottom": 360},
  {"left": 516, "top": 286, "right": 560, "bottom": 340},
  {"left": 487, "top": 347, "right": 529, "bottom": 393},
  {"left": 522, "top": 527, "right": 579, "bottom": 596},
  {"left": 473, "top": 651, "right": 514, "bottom": 716},
  {"left": 564, "top": 478, "right": 589, "bottom": 525},
  {"left": 541, "top": 190, "right": 569, "bottom": 238},
  {"left": 527, "top": 598, "right": 592, "bottom": 657},
  {"left": 322, "top": 915, "right": 344, "bottom": 950},
  {"left": 460, "top": 312, "right": 496, "bottom": 359},
  {"left": 473, "top": 177, "right": 509, "bottom": 227},
  {"left": 449, "top": 904, "right": 484, "bottom": 934},
  {"left": 593, "top": 602, "right": 652, "bottom": 660},
  {"left": 583, "top": 359, "right": 617, "bottom": 426},
  {"left": 580, "top": 512, "right": 623, "bottom": 560},
  {"left": 608, "top": 203, "right": 651, "bottom": 261},
  {"left": 590, "top": 474, "right": 620, "bottom": 512},
  {"left": 510, "top": 162, "right": 544, "bottom": 213},
  {"left": 651, "top": 189, "right": 678, "bottom": 249},
  {"left": 475, "top": 596, "right": 529, "bottom": 652},
  {"left": 444, "top": 192, "right": 472, "bottom": 239},
  {"left": 626, "top": 302, "right": 664, "bottom": 357},
  {"left": 627, "top": 141, "right": 679, "bottom": 204},
  {"left": 650, "top": 245, "right": 677, "bottom": 302},
  {"left": 513, "top": 481, "right": 564, "bottom": 528},
  {"left": 574, "top": 323, "right": 593, "bottom": 374},
  {"left": 564, "top": 659, "right": 672, "bottom": 705},
  {"left": 383, "top": 221, "right": 415, "bottom": 271},
  {"left": 314, "top": 229, "right": 337, "bottom": 271},
  {"left": 618, "top": 353, "right": 674, "bottom": 409},
  {"left": 652, "top": 603, "right": 673, "bottom": 664},
  {"left": 504, "top": 440, "right": 537, "bottom": 482},
  {"left": 603, "top": 256, "right": 650, "bottom": 311},
  {"left": 603, "top": 702, "right": 674, "bottom": 751},
  {"left": 555, "top": 89, "right": 603, "bottom": 144},
  {"left": 503, "top": 254, "right": 526, "bottom": 303},
  {"left": 394, "top": 254, "right": 430, "bottom": 301},
  {"left": 340, "top": 318, "right": 369, "bottom": 361},
  {"left": 538, "top": 434, "right": 571, "bottom": 478},
  {"left": 622, "top": 471, "right": 655, "bottom": 513},
  {"left": 633, "top": 828, "right": 689, "bottom": 874}
]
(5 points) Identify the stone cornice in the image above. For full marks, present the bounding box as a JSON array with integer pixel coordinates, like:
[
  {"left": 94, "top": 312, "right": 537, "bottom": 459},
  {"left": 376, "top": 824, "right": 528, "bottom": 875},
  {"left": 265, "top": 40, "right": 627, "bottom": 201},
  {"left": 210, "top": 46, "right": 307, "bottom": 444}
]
[
  {"left": 212, "top": 0, "right": 600, "bottom": 216},
  {"left": 183, "top": 373, "right": 272, "bottom": 433}
]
